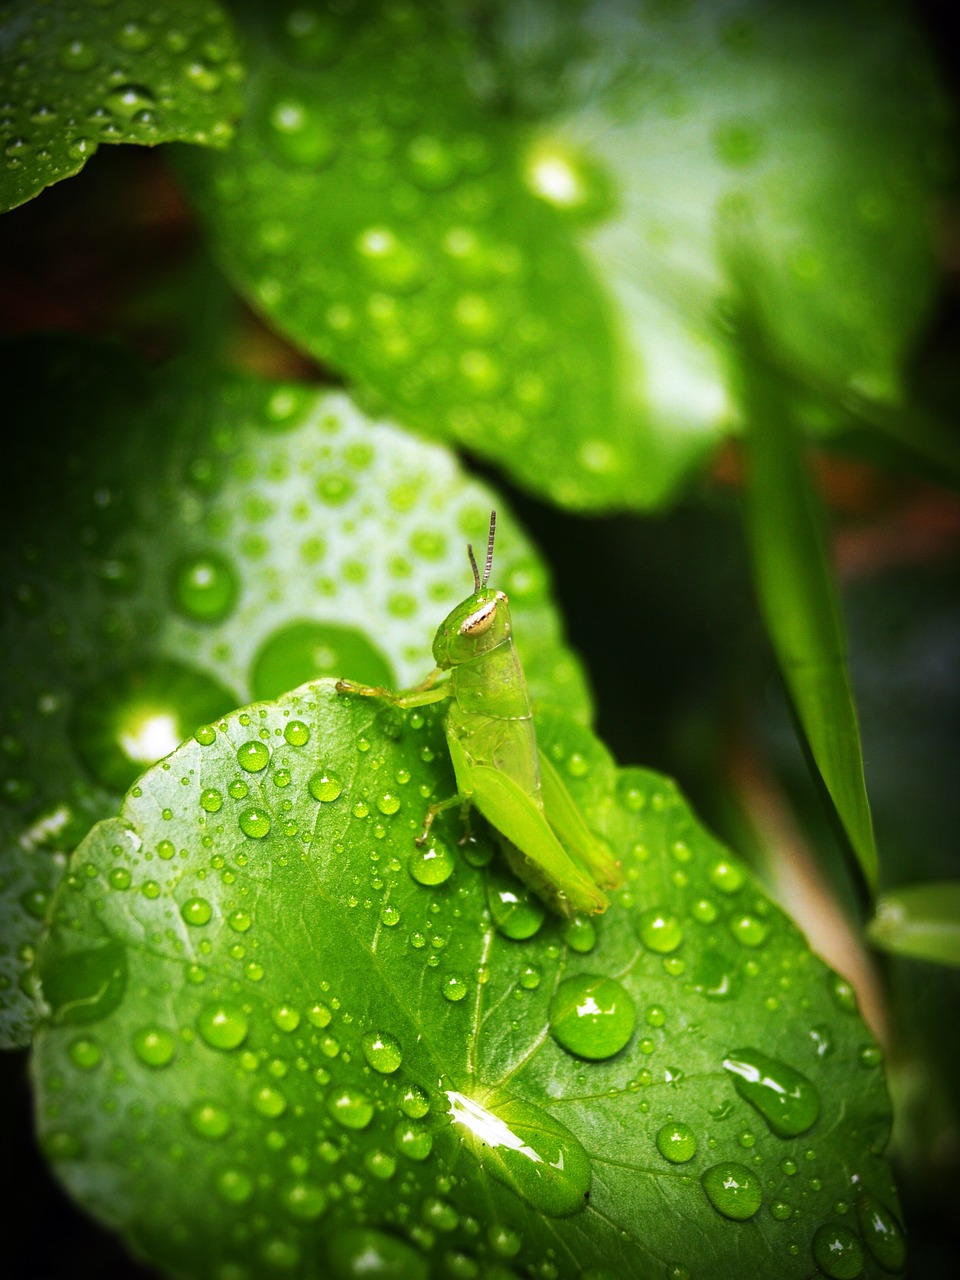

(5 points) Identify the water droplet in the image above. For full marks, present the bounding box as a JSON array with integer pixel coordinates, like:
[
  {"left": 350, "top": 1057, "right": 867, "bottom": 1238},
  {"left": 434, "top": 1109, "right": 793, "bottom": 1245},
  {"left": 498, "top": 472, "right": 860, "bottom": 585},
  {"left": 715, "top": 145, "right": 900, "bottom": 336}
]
[
  {"left": 448, "top": 1091, "right": 591, "bottom": 1217},
  {"left": 200, "top": 787, "right": 223, "bottom": 813},
  {"left": 830, "top": 976, "right": 859, "bottom": 1013},
  {"left": 560, "top": 915, "right": 596, "bottom": 953},
  {"left": 306, "top": 1002, "right": 332, "bottom": 1028},
  {"left": 409, "top": 837, "right": 455, "bottom": 886},
  {"left": 519, "top": 964, "right": 541, "bottom": 990},
  {"left": 401, "top": 1085, "right": 430, "bottom": 1118},
  {"left": 442, "top": 974, "right": 468, "bottom": 1002},
  {"left": 216, "top": 1168, "right": 253, "bottom": 1203},
  {"left": 723, "top": 1048, "right": 820, "bottom": 1138},
  {"left": 729, "top": 913, "right": 769, "bottom": 948},
  {"left": 181, "top": 897, "right": 213, "bottom": 927},
  {"left": 487, "top": 870, "right": 546, "bottom": 940},
  {"left": 253, "top": 1084, "right": 287, "bottom": 1117},
  {"left": 67, "top": 1037, "right": 102, "bottom": 1070},
  {"left": 308, "top": 769, "right": 343, "bottom": 803},
  {"left": 855, "top": 1186, "right": 904, "bottom": 1271},
  {"left": 380, "top": 903, "right": 401, "bottom": 927},
  {"left": 355, "top": 226, "right": 426, "bottom": 293},
  {"left": 195, "top": 724, "right": 216, "bottom": 746},
  {"left": 656, "top": 1122, "right": 697, "bottom": 1163},
  {"left": 326, "top": 1230, "right": 427, "bottom": 1280},
  {"left": 266, "top": 97, "right": 336, "bottom": 169},
  {"left": 171, "top": 552, "right": 238, "bottom": 622},
  {"left": 104, "top": 83, "right": 156, "bottom": 120},
  {"left": 239, "top": 807, "right": 271, "bottom": 838},
  {"left": 38, "top": 939, "right": 127, "bottom": 1026},
  {"left": 132, "top": 1025, "right": 176, "bottom": 1067},
  {"left": 362, "top": 1030, "right": 403, "bottom": 1074},
  {"left": 237, "top": 740, "right": 270, "bottom": 772},
  {"left": 251, "top": 622, "right": 392, "bottom": 700},
  {"left": 189, "top": 1101, "right": 231, "bottom": 1138},
  {"left": 284, "top": 720, "right": 310, "bottom": 747},
  {"left": 329, "top": 1088, "right": 374, "bottom": 1129},
  {"left": 701, "top": 1162, "right": 762, "bottom": 1220},
  {"left": 228, "top": 779, "right": 248, "bottom": 800},
  {"left": 395, "top": 1121, "right": 433, "bottom": 1160},
  {"left": 116, "top": 21, "right": 152, "bottom": 53},
  {"left": 637, "top": 908, "right": 684, "bottom": 954},
  {"left": 59, "top": 39, "right": 97, "bottom": 71},
  {"left": 106, "top": 865, "right": 129, "bottom": 891},
  {"left": 548, "top": 975, "right": 635, "bottom": 1060},
  {"left": 71, "top": 660, "right": 235, "bottom": 792},
  {"left": 197, "top": 1003, "right": 248, "bottom": 1050},
  {"left": 272, "top": 1005, "right": 301, "bottom": 1032},
  {"left": 282, "top": 1180, "right": 327, "bottom": 1220},
  {"left": 365, "top": 1149, "right": 396, "bottom": 1180},
  {"left": 811, "top": 1222, "right": 864, "bottom": 1278},
  {"left": 377, "top": 792, "right": 400, "bottom": 815}
]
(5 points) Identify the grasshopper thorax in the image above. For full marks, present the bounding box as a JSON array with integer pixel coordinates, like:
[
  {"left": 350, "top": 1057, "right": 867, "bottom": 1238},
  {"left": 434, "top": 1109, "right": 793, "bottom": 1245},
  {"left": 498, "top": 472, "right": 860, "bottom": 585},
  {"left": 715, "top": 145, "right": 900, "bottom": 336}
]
[{"left": 432, "top": 587, "right": 512, "bottom": 668}]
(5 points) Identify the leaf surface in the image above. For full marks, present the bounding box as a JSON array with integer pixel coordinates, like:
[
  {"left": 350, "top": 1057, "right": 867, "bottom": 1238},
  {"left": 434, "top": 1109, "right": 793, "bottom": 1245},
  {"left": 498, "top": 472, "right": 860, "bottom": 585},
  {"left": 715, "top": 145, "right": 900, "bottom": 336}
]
[
  {"left": 180, "top": 0, "right": 948, "bottom": 509},
  {"left": 0, "top": 335, "right": 588, "bottom": 1047},
  {"left": 32, "top": 686, "right": 902, "bottom": 1279},
  {"left": 0, "top": 0, "right": 243, "bottom": 212}
]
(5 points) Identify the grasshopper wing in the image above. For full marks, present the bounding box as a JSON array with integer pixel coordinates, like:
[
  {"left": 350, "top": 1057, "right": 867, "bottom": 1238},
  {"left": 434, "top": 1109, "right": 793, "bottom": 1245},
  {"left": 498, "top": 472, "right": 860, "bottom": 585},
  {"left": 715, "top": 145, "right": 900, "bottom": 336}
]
[{"left": 538, "top": 749, "right": 622, "bottom": 892}]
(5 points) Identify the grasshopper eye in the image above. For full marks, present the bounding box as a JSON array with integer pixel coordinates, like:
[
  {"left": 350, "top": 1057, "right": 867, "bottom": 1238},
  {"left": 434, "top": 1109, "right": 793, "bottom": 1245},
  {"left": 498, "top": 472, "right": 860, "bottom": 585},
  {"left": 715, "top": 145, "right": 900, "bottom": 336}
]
[{"left": 460, "top": 600, "right": 497, "bottom": 636}]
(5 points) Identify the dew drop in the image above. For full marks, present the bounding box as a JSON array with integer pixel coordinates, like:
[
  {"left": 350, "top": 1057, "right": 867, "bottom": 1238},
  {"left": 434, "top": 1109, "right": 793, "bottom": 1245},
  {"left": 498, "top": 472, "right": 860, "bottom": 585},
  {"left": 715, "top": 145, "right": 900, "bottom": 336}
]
[
  {"left": 377, "top": 792, "right": 400, "bottom": 816},
  {"left": 284, "top": 720, "right": 310, "bottom": 747},
  {"left": 107, "top": 867, "right": 131, "bottom": 890},
  {"left": 442, "top": 974, "right": 468, "bottom": 1002},
  {"left": 216, "top": 1168, "right": 253, "bottom": 1203},
  {"left": 329, "top": 1088, "right": 374, "bottom": 1129},
  {"left": 237, "top": 740, "right": 270, "bottom": 772},
  {"left": 282, "top": 1179, "right": 327, "bottom": 1220},
  {"left": 362, "top": 1030, "right": 402, "bottom": 1073},
  {"left": 272, "top": 1005, "right": 301, "bottom": 1032},
  {"left": 253, "top": 1084, "right": 287, "bottom": 1117},
  {"left": 306, "top": 1002, "right": 332, "bottom": 1028},
  {"left": 266, "top": 97, "right": 336, "bottom": 170},
  {"left": 518, "top": 964, "right": 541, "bottom": 990},
  {"left": 239, "top": 808, "right": 271, "bottom": 838},
  {"left": 560, "top": 915, "right": 596, "bottom": 953},
  {"left": 327, "top": 1229, "right": 427, "bottom": 1280},
  {"left": 637, "top": 908, "right": 684, "bottom": 954},
  {"left": 132, "top": 1025, "right": 176, "bottom": 1067},
  {"left": 548, "top": 975, "right": 635, "bottom": 1060},
  {"left": 197, "top": 1003, "right": 248, "bottom": 1050},
  {"left": 448, "top": 1091, "right": 591, "bottom": 1217},
  {"left": 355, "top": 226, "right": 426, "bottom": 293},
  {"left": 104, "top": 83, "right": 156, "bottom": 120},
  {"left": 811, "top": 1222, "right": 864, "bottom": 1278},
  {"left": 656, "top": 1122, "right": 697, "bottom": 1163},
  {"left": 409, "top": 837, "right": 455, "bottom": 886},
  {"left": 401, "top": 1084, "right": 430, "bottom": 1118},
  {"left": 251, "top": 622, "right": 392, "bottom": 700},
  {"left": 709, "top": 860, "right": 745, "bottom": 894},
  {"left": 701, "top": 1162, "right": 762, "bottom": 1221},
  {"left": 181, "top": 896, "right": 213, "bottom": 927},
  {"left": 189, "top": 1101, "right": 231, "bottom": 1138},
  {"left": 58, "top": 39, "right": 96, "bottom": 71},
  {"left": 729, "top": 913, "right": 769, "bottom": 948},
  {"left": 723, "top": 1048, "right": 820, "bottom": 1138},
  {"left": 395, "top": 1121, "right": 433, "bottom": 1160},
  {"left": 195, "top": 724, "right": 216, "bottom": 746},
  {"left": 67, "top": 1036, "right": 102, "bottom": 1070},
  {"left": 200, "top": 787, "right": 223, "bottom": 813},
  {"left": 308, "top": 769, "right": 343, "bottom": 802},
  {"left": 487, "top": 870, "right": 546, "bottom": 940},
  {"left": 855, "top": 1186, "right": 904, "bottom": 1271}
]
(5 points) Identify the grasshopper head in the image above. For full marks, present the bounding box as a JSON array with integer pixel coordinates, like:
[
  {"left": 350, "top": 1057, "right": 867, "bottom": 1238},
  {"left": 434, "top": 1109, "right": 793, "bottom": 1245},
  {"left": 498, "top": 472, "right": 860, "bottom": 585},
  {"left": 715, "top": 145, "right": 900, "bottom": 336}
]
[{"left": 433, "top": 587, "right": 512, "bottom": 668}]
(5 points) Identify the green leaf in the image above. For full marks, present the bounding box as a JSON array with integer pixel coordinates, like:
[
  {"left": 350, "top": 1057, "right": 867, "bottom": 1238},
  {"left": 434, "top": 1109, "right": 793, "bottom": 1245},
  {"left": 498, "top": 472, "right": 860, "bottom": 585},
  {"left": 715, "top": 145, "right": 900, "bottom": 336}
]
[
  {"left": 179, "top": 0, "right": 947, "bottom": 510},
  {"left": 0, "top": 335, "right": 589, "bottom": 1048},
  {"left": 0, "top": 0, "right": 244, "bottom": 212},
  {"left": 739, "top": 355, "right": 878, "bottom": 893},
  {"left": 32, "top": 687, "right": 902, "bottom": 1279},
  {"left": 867, "top": 883, "right": 960, "bottom": 968}
]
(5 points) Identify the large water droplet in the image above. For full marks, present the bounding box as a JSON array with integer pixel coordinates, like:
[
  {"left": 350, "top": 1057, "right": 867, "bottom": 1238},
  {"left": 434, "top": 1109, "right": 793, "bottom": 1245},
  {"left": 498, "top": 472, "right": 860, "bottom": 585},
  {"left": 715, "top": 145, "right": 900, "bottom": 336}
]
[
  {"left": 237, "top": 740, "right": 270, "bottom": 772},
  {"left": 239, "top": 807, "right": 271, "bottom": 839},
  {"left": 189, "top": 1100, "right": 231, "bottom": 1139},
  {"left": 39, "top": 939, "right": 128, "bottom": 1025},
  {"left": 811, "top": 1222, "right": 864, "bottom": 1278},
  {"left": 181, "top": 897, "right": 213, "bottom": 927},
  {"left": 448, "top": 1091, "right": 590, "bottom": 1217},
  {"left": 169, "top": 551, "right": 239, "bottom": 622},
  {"left": 723, "top": 1048, "right": 820, "bottom": 1138},
  {"left": 637, "top": 908, "right": 683, "bottom": 954},
  {"left": 251, "top": 622, "right": 393, "bottom": 700},
  {"left": 104, "top": 83, "right": 157, "bottom": 120},
  {"left": 560, "top": 915, "right": 596, "bottom": 953},
  {"left": 71, "top": 659, "right": 235, "bottom": 791},
  {"left": 855, "top": 1184, "right": 904, "bottom": 1271},
  {"left": 656, "top": 1122, "right": 697, "bottom": 1163},
  {"left": 701, "top": 1162, "right": 762, "bottom": 1220},
  {"left": 362, "top": 1030, "right": 402, "bottom": 1074},
  {"left": 282, "top": 1179, "right": 328, "bottom": 1220},
  {"left": 394, "top": 1122, "right": 433, "bottom": 1160},
  {"left": 197, "top": 1003, "right": 248, "bottom": 1050},
  {"left": 132, "top": 1025, "right": 176, "bottom": 1067},
  {"left": 549, "top": 975, "right": 635, "bottom": 1059},
  {"left": 487, "top": 869, "right": 546, "bottom": 940},
  {"left": 409, "top": 837, "right": 455, "bottom": 886},
  {"left": 329, "top": 1088, "right": 374, "bottom": 1129}
]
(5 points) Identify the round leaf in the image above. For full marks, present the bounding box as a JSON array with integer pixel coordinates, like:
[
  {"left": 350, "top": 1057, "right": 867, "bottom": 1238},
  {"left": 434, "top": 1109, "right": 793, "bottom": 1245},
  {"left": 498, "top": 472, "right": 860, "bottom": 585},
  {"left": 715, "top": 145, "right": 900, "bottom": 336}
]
[
  {"left": 32, "top": 686, "right": 902, "bottom": 1278},
  {"left": 0, "top": 335, "right": 589, "bottom": 1047}
]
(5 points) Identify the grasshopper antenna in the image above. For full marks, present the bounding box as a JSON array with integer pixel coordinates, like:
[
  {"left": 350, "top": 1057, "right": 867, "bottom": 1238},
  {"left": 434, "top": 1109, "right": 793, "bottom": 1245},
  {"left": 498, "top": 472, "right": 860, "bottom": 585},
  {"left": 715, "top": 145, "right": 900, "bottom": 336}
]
[
  {"left": 467, "top": 542, "right": 481, "bottom": 593},
  {"left": 482, "top": 510, "right": 496, "bottom": 587}
]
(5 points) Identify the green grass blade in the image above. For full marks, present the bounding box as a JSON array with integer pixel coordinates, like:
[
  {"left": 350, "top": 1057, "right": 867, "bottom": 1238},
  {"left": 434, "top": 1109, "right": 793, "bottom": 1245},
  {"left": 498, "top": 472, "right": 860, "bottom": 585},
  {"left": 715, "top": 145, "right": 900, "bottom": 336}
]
[
  {"left": 740, "top": 359, "right": 879, "bottom": 893},
  {"left": 867, "top": 883, "right": 960, "bottom": 968}
]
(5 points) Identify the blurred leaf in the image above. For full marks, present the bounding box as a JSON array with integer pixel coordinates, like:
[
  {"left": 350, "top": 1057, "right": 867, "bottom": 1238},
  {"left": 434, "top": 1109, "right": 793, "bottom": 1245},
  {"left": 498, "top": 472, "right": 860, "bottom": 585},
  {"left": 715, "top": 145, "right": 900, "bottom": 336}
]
[
  {"left": 0, "top": 334, "right": 589, "bottom": 1048},
  {"left": 179, "top": 0, "right": 948, "bottom": 510},
  {"left": 33, "top": 687, "right": 902, "bottom": 1279},
  {"left": 0, "top": 0, "right": 244, "bottom": 212},
  {"left": 739, "top": 357, "right": 878, "bottom": 892},
  {"left": 868, "top": 883, "right": 960, "bottom": 968}
]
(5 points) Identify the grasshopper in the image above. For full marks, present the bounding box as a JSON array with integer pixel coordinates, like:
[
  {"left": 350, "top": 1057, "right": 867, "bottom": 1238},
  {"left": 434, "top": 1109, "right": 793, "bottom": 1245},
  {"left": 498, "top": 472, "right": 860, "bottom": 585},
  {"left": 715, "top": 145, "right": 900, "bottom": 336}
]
[{"left": 336, "top": 512, "right": 620, "bottom": 915}]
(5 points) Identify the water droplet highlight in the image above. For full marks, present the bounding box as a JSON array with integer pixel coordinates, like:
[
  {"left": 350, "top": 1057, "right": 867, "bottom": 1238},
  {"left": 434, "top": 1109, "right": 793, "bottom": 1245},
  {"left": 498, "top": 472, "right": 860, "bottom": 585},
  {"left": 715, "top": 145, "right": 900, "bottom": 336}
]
[
  {"left": 701, "top": 1162, "right": 762, "bottom": 1220},
  {"left": 549, "top": 975, "right": 635, "bottom": 1060},
  {"left": 723, "top": 1048, "right": 820, "bottom": 1138},
  {"left": 656, "top": 1122, "right": 697, "bottom": 1163},
  {"left": 811, "top": 1222, "right": 864, "bottom": 1278}
]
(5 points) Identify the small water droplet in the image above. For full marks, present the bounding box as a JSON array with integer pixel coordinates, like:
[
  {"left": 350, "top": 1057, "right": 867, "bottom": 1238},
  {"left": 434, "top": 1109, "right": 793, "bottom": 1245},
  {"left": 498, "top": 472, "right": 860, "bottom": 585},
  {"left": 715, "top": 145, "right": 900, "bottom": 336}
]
[
  {"left": 181, "top": 896, "right": 212, "bottom": 927},
  {"left": 189, "top": 1101, "right": 231, "bottom": 1139},
  {"left": 811, "top": 1222, "right": 864, "bottom": 1278},
  {"left": 548, "top": 975, "right": 635, "bottom": 1060},
  {"left": 409, "top": 837, "right": 455, "bottom": 886},
  {"left": 216, "top": 1168, "right": 253, "bottom": 1203},
  {"left": 329, "top": 1088, "right": 374, "bottom": 1129},
  {"left": 637, "top": 908, "right": 684, "bottom": 954},
  {"left": 59, "top": 39, "right": 97, "bottom": 71},
  {"left": 171, "top": 552, "right": 238, "bottom": 622},
  {"left": 362, "top": 1030, "right": 402, "bottom": 1073},
  {"left": 282, "top": 1179, "right": 327, "bottom": 1220},
  {"left": 487, "top": 870, "right": 546, "bottom": 940},
  {"left": 265, "top": 97, "right": 336, "bottom": 170},
  {"left": 560, "top": 915, "right": 596, "bottom": 953},
  {"left": 284, "top": 720, "right": 310, "bottom": 747},
  {"left": 701, "top": 1162, "right": 762, "bottom": 1220},
  {"left": 656, "top": 1122, "right": 697, "bottom": 1163},
  {"left": 197, "top": 1003, "right": 248, "bottom": 1050},
  {"left": 132, "top": 1025, "right": 176, "bottom": 1068},
  {"left": 442, "top": 974, "right": 468, "bottom": 1002},
  {"left": 67, "top": 1037, "right": 102, "bottom": 1070},
  {"left": 401, "top": 1084, "right": 430, "bottom": 1118},
  {"left": 200, "top": 787, "right": 223, "bottom": 813},
  {"left": 239, "top": 808, "right": 271, "bottom": 838},
  {"left": 253, "top": 1084, "right": 287, "bottom": 1117},
  {"left": 104, "top": 83, "right": 156, "bottom": 120},
  {"left": 237, "top": 740, "right": 270, "bottom": 772}
]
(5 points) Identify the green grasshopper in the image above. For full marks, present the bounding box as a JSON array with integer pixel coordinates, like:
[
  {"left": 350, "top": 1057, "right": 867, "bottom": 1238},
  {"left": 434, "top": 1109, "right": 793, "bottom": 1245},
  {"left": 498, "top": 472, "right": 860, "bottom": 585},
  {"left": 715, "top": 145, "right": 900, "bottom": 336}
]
[{"left": 336, "top": 512, "right": 620, "bottom": 916}]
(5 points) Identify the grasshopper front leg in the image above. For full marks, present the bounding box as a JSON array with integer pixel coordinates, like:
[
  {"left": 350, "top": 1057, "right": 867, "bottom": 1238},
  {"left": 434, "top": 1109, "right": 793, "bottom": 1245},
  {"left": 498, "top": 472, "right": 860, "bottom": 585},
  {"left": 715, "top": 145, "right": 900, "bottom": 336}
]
[{"left": 335, "top": 667, "right": 451, "bottom": 709}]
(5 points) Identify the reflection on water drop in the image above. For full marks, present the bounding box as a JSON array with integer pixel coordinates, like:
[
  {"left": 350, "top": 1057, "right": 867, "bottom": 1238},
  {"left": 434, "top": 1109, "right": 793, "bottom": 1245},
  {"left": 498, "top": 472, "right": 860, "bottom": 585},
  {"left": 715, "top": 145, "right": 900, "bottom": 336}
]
[
  {"left": 171, "top": 551, "right": 238, "bottom": 622},
  {"left": 855, "top": 1183, "right": 904, "bottom": 1271},
  {"left": 326, "top": 1229, "right": 428, "bottom": 1280},
  {"left": 487, "top": 869, "right": 546, "bottom": 940},
  {"left": 701, "top": 1162, "right": 762, "bottom": 1220},
  {"left": 549, "top": 975, "right": 635, "bottom": 1060},
  {"left": 656, "top": 1122, "right": 697, "bottom": 1164},
  {"left": 723, "top": 1048, "right": 820, "bottom": 1138},
  {"left": 811, "top": 1222, "right": 864, "bottom": 1279},
  {"left": 447, "top": 1090, "right": 590, "bottom": 1217}
]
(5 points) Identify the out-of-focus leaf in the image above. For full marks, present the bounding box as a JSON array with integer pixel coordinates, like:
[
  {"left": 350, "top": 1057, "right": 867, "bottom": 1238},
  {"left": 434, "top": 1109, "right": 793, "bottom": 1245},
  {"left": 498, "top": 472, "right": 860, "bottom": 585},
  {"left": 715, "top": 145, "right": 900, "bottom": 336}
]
[
  {"left": 0, "top": 0, "right": 244, "bottom": 212},
  {"left": 179, "top": 0, "right": 948, "bottom": 510},
  {"left": 868, "top": 884, "right": 960, "bottom": 968},
  {"left": 0, "top": 334, "right": 588, "bottom": 1049},
  {"left": 32, "top": 687, "right": 902, "bottom": 1278},
  {"left": 739, "top": 357, "right": 878, "bottom": 891}
]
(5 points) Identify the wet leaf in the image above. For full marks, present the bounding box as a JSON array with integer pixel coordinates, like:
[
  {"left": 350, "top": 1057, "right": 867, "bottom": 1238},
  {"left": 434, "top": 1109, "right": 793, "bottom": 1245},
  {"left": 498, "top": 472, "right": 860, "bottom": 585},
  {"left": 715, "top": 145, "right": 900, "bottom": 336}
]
[
  {"left": 180, "top": 0, "right": 948, "bottom": 509},
  {"left": 32, "top": 688, "right": 901, "bottom": 1278},
  {"left": 0, "top": 334, "right": 588, "bottom": 1048},
  {"left": 0, "top": 0, "right": 244, "bottom": 212}
]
